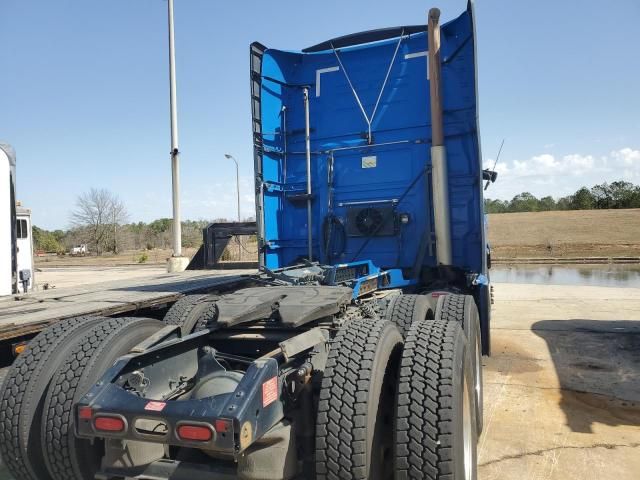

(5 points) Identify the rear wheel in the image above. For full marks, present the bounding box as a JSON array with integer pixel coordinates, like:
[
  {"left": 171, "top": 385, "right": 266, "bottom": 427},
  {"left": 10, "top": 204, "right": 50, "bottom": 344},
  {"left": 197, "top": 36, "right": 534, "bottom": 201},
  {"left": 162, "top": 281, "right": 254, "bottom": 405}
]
[
  {"left": 384, "top": 294, "right": 433, "bottom": 338},
  {"left": 0, "top": 315, "right": 106, "bottom": 480},
  {"left": 435, "top": 294, "right": 483, "bottom": 434},
  {"left": 395, "top": 320, "right": 477, "bottom": 480},
  {"left": 315, "top": 318, "right": 403, "bottom": 480},
  {"left": 163, "top": 294, "right": 217, "bottom": 335},
  {"left": 41, "top": 316, "right": 163, "bottom": 480}
]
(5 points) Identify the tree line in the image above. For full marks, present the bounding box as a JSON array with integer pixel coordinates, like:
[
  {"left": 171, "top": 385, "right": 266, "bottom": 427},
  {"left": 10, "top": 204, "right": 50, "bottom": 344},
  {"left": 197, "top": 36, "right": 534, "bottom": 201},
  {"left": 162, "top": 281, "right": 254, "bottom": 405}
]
[
  {"left": 484, "top": 180, "right": 640, "bottom": 214},
  {"left": 32, "top": 188, "right": 254, "bottom": 255}
]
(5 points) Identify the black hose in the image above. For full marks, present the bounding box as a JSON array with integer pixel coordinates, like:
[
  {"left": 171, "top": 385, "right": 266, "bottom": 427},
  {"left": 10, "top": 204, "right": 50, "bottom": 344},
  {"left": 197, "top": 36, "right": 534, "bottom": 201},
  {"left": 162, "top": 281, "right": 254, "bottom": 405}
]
[{"left": 323, "top": 215, "right": 346, "bottom": 263}]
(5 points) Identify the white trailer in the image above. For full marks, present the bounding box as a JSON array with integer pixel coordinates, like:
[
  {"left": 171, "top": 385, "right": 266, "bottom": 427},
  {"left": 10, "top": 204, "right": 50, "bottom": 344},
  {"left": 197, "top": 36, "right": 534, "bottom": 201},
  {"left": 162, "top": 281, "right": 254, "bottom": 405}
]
[
  {"left": 1, "top": 143, "right": 33, "bottom": 295},
  {"left": 0, "top": 144, "right": 17, "bottom": 296},
  {"left": 16, "top": 205, "right": 34, "bottom": 293}
]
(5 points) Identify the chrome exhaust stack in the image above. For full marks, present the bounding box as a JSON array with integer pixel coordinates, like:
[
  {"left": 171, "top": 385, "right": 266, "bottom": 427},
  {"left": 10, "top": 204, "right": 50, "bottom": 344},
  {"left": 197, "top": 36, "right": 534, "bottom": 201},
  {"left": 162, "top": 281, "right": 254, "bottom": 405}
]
[{"left": 428, "top": 8, "right": 452, "bottom": 265}]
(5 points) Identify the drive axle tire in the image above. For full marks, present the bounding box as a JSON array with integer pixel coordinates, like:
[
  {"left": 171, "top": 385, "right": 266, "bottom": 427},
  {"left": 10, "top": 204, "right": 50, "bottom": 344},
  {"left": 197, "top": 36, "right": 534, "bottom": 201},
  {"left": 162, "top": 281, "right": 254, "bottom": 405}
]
[
  {"left": 384, "top": 294, "right": 433, "bottom": 338},
  {"left": 395, "top": 320, "right": 478, "bottom": 480},
  {"left": 41, "top": 316, "right": 163, "bottom": 480},
  {"left": 0, "top": 315, "right": 107, "bottom": 480},
  {"left": 163, "top": 294, "right": 218, "bottom": 335},
  {"left": 316, "top": 318, "right": 403, "bottom": 480},
  {"left": 435, "top": 294, "right": 483, "bottom": 434}
]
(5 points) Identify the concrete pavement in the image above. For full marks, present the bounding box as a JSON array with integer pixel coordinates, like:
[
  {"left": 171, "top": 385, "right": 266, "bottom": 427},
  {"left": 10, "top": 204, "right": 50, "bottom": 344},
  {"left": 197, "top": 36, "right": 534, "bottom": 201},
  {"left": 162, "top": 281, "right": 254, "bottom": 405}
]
[
  {"left": 479, "top": 283, "right": 640, "bottom": 479},
  {"left": 0, "top": 277, "right": 638, "bottom": 479}
]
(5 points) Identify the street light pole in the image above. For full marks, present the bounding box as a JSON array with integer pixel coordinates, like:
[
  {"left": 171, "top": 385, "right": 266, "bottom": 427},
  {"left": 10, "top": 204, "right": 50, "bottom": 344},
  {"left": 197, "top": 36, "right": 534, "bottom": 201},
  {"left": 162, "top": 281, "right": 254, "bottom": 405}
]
[
  {"left": 225, "top": 154, "right": 241, "bottom": 222},
  {"left": 168, "top": 0, "right": 182, "bottom": 257}
]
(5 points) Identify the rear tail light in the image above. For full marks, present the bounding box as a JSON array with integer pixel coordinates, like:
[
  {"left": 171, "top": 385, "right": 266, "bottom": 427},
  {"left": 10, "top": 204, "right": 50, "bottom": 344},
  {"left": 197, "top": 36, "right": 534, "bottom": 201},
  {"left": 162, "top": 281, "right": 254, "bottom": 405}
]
[
  {"left": 94, "top": 416, "right": 126, "bottom": 432},
  {"left": 214, "top": 418, "right": 231, "bottom": 433},
  {"left": 177, "top": 424, "right": 213, "bottom": 442},
  {"left": 78, "top": 406, "right": 93, "bottom": 420}
]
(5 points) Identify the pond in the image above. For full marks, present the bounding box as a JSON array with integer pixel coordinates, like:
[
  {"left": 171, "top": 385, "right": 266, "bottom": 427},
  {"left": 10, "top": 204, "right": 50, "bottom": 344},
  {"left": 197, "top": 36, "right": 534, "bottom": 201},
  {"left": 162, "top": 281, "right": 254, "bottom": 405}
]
[{"left": 491, "top": 264, "right": 640, "bottom": 288}]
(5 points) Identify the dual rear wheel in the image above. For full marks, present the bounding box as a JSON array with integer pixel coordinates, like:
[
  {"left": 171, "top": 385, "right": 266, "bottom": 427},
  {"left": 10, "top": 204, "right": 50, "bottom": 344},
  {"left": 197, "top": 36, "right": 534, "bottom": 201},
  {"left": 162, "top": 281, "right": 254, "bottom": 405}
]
[
  {"left": 396, "top": 319, "right": 477, "bottom": 480},
  {"left": 0, "top": 315, "right": 163, "bottom": 480},
  {"left": 318, "top": 294, "right": 481, "bottom": 480},
  {"left": 387, "top": 293, "right": 484, "bottom": 435}
]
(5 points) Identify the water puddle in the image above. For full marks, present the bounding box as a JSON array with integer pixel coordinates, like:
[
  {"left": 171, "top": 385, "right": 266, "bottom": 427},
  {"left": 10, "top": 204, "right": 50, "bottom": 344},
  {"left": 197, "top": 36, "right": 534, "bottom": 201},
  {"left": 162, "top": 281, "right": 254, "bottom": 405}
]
[{"left": 491, "top": 264, "right": 640, "bottom": 288}]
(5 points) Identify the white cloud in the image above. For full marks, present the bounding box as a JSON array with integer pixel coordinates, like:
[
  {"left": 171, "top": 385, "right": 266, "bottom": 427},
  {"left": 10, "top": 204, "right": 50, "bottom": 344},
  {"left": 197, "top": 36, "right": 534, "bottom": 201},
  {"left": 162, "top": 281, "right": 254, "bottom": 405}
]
[
  {"left": 610, "top": 147, "right": 640, "bottom": 166},
  {"left": 486, "top": 147, "right": 640, "bottom": 200}
]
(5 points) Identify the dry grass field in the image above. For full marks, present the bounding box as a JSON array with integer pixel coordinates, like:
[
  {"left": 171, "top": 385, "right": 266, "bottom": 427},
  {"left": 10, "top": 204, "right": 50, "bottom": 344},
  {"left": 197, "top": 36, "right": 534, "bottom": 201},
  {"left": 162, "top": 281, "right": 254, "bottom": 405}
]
[
  {"left": 34, "top": 235, "right": 258, "bottom": 268},
  {"left": 488, "top": 208, "right": 640, "bottom": 258},
  {"left": 33, "top": 209, "right": 639, "bottom": 266},
  {"left": 34, "top": 248, "right": 198, "bottom": 267}
]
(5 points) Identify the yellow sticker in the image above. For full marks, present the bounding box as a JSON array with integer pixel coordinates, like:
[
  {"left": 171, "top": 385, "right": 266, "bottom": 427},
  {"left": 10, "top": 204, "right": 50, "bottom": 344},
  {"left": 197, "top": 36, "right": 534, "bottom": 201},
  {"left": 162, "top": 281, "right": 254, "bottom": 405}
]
[{"left": 362, "top": 156, "right": 377, "bottom": 168}]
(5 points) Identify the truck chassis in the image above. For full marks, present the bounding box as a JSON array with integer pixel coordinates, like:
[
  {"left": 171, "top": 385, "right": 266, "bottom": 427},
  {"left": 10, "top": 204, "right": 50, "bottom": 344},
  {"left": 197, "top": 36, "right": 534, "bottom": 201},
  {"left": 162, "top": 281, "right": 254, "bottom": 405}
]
[{"left": 0, "top": 262, "right": 482, "bottom": 480}]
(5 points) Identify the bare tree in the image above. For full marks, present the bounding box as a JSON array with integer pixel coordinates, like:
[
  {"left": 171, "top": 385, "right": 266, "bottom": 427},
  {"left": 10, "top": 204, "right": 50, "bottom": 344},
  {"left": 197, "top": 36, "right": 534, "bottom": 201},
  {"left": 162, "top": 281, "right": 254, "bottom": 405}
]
[
  {"left": 109, "top": 195, "right": 129, "bottom": 254},
  {"left": 70, "top": 188, "right": 129, "bottom": 255}
]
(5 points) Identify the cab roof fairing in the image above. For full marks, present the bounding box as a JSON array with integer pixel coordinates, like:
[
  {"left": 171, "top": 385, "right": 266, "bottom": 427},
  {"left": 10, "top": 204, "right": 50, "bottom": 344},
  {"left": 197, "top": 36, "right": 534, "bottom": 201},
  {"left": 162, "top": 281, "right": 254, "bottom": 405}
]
[{"left": 252, "top": 3, "right": 485, "bottom": 275}]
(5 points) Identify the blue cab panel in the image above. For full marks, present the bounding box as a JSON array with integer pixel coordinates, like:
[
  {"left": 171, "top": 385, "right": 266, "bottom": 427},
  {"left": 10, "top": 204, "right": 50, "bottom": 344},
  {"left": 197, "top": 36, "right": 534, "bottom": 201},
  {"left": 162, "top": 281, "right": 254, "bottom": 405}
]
[{"left": 250, "top": 2, "right": 484, "bottom": 279}]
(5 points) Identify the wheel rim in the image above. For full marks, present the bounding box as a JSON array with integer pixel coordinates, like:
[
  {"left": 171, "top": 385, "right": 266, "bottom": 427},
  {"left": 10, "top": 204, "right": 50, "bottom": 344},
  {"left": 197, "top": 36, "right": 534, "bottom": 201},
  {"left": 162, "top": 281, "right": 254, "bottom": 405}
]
[
  {"left": 475, "top": 335, "right": 482, "bottom": 403},
  {"left": 462, "top": 374, "right": 473, "bottom": 480}
]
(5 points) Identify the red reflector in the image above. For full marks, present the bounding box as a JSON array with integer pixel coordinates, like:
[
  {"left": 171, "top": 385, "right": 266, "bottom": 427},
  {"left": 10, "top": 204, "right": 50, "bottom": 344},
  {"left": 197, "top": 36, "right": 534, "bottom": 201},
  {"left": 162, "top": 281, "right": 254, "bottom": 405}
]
[
  {"left": 177, "top": 424, "right": 212, "bottom": 442},
  {"left": 214, "top": 419, "right": 231, "bottom": 433},
  {"left": 94, "top": 416, "right": 125, "bottom": 432},
  {"left": 78, "top": 406, "right": 93, "bottom": 420}
]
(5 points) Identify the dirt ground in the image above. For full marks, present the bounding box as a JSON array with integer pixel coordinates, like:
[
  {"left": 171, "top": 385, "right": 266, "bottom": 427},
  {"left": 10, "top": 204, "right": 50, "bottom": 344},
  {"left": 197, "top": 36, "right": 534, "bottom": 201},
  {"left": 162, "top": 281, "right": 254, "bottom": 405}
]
[
  {"left": 487, "top": 208, "right": 640, "bottom": 258},
  {"left": 34, "top": 248, "right": 197, "bottom": 267},
  {"left": 34, "top": 265, "right": 168, "bottom": 290}
]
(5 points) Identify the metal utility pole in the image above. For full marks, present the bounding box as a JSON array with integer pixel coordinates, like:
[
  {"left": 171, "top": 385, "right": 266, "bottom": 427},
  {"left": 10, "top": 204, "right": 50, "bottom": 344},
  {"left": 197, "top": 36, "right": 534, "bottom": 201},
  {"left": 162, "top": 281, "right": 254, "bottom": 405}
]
[
  {"left": 168, "top": 0, "right": 182, "bottom": 257},
  {"left": 225, "top": 154, "right": 241, "bottom": 261},
  {"left": 225, "top": 154, "right": 241, "bottom": 222}
]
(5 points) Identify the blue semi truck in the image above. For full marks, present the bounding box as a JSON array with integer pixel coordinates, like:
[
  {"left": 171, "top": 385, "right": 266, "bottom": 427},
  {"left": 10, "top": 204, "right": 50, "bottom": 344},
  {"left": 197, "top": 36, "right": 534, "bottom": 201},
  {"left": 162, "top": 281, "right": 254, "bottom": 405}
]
[{"left": 0, "top": 3, "right": 492, "bottom": 479}]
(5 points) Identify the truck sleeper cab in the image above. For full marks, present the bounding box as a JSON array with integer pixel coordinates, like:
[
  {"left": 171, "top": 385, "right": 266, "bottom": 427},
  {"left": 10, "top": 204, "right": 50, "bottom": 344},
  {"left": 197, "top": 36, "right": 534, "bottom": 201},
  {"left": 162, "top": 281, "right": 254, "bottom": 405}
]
[{"left": 0, "top": 3, "right": 488, "bottom": 480}]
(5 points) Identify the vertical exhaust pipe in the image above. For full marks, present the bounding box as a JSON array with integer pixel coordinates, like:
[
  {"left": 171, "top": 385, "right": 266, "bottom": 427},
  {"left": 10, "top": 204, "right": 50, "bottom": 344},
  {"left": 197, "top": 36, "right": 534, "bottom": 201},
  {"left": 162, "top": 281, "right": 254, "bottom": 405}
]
[
  {"left": 303, "top": 87, "right": 313, "bottom": 261},
  {"left": 428, "top": 8, "right": 452, "bottom": 265}
]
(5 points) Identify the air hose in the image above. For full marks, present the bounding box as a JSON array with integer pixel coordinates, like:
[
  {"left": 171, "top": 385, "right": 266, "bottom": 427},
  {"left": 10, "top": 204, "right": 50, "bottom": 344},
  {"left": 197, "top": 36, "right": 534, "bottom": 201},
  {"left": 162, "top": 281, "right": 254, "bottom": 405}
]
[{"left": 322, "top": 214, "right": 346, "bottom": 263}]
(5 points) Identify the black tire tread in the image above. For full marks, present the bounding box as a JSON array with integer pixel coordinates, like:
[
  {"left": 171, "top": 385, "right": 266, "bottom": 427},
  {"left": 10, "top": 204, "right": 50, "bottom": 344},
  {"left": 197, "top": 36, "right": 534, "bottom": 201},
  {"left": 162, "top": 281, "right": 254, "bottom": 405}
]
[
  {"left": 42, "top": 316, "right": 163, "bottom": 480},
  {"left": 315, "top": 318, "right": 400, "bottom": 479},
  {"left": 436, "top": 294, "right": 466, "bottom": 325},
  {"left": 163, "top": 294, "right": 217, "bottom": 334},
  {"left": 385, "top": 294, "right": 431, "bottom": 338},
  {"left": 0, "top": 315, "right": 106, "bottom": 480},
  {"left": 396, "top": 319, "right": 463, "bottom": 480},
  {"left": 435, "top": 293, "right": 483, "bottom": 434}
]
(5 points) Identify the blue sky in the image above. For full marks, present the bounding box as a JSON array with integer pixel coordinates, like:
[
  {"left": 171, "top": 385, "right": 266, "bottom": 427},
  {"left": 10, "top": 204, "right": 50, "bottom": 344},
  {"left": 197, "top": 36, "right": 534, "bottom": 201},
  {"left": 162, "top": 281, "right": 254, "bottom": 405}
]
[{"left": 1, "top": 0, "right": 639, "bottom": 230}]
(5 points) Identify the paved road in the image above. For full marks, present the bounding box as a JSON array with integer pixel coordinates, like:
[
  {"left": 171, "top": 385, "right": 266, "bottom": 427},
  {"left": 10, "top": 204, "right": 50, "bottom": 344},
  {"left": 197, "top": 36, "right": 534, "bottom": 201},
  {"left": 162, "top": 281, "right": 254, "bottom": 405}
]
[
  {"left": 0, "top": 281, "right": 638, "bottom": 479},
  {"left": 35, "top": 264, "right": 167, "bottom": 290}
]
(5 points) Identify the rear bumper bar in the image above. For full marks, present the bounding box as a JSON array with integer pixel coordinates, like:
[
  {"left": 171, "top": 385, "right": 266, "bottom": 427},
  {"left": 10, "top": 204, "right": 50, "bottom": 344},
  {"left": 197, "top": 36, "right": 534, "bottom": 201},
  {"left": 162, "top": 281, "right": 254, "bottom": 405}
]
[{"left": 75, "top": 329, "right": 284, "bottom": 456}]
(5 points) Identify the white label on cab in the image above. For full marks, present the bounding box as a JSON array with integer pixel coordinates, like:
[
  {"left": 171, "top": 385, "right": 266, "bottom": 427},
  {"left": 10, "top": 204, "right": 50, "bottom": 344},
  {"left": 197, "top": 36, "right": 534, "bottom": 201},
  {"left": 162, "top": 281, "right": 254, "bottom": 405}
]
[{"left": 362, "top": 156, "right": 377, "bottom": 168}]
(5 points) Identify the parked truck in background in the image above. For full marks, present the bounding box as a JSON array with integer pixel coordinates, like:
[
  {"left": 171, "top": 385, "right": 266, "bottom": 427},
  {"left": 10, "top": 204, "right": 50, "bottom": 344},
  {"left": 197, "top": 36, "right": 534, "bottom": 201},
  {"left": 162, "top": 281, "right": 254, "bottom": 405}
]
[
  {"left": 0, "top": 2, "right": 491, "bottom": 479},
  {"left": 71, "top": 244, "right": 88, "bottom": 256}
]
